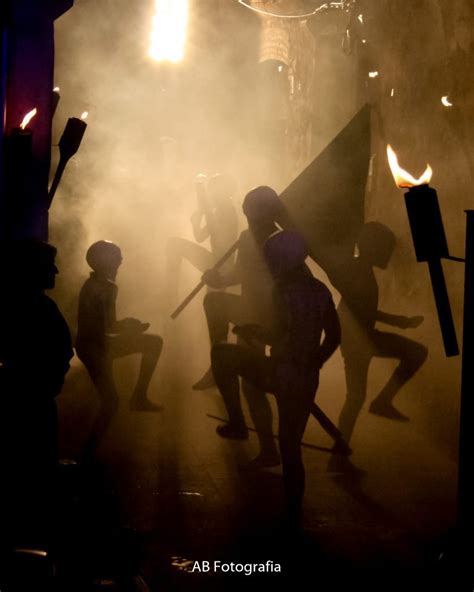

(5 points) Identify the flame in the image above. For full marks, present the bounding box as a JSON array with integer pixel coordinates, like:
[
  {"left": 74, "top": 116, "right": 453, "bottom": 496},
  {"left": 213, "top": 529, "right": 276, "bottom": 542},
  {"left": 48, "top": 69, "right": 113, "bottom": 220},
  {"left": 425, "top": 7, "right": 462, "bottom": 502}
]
[
  {"left": 149, "top": 0, "right": 188, "bottom": 63},
  {"left": 441, "top": 95, "right": 453, "bottom": 107},
  {"left": 53, "top": 86, "right": 60, "bottom": 92},
  {"left": 386, "top": 145, "right": 433, "bottom": 188},
  {"left": 20, "top": 108, "right": 37, "bottom": 130},
  {"left": 368, "top": 71, "right": 379, "bottom": 78},
  {"left": 81, "top": 111, "right": 88, "bottom": 120}
]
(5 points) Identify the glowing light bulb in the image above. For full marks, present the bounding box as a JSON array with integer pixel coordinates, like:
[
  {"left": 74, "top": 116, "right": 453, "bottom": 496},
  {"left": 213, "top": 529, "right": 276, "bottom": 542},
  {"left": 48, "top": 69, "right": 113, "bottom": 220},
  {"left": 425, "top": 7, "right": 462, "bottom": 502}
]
[{"left": 149, "top": 0, "right": 188, "bottom": 63}]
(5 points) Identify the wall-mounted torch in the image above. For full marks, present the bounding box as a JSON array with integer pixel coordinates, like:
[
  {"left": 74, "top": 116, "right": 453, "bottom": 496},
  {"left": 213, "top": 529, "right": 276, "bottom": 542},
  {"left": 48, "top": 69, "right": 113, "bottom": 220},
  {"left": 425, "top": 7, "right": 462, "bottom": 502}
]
[
  {"left": 5, "top": 108, "right": 38, "bottom": 205},
  {"left": 386, "top": 145, "right": 459, "bottom": 357},
  {"left": 47, "top": 111, "right": 88, "bottom": 209},
  {"left": 8, "top": 107, "right": 38, "bottom": 163}
]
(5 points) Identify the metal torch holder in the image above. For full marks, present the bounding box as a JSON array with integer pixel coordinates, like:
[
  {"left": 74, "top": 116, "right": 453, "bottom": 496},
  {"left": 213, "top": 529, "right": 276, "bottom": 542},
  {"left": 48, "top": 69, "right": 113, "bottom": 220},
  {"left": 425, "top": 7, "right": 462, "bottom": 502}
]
[{"left": 404, "top": 185, "right": 459, "bottom": 357}]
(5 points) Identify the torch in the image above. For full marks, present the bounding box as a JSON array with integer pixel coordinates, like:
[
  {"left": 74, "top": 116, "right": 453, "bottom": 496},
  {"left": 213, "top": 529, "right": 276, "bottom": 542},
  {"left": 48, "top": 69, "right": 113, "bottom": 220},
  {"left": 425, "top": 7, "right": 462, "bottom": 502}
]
[
  {"left": 7, "top": 108, "right": 37, "bottom": 165},
  {"left": 4, "top": 108, "right": 38, "bottom": 205},
  {"left": 47, "top": 111, "right": 88, "bottom": 209},
  {"left": 386, "top": 145, "right": 459, "bottom": 357}
]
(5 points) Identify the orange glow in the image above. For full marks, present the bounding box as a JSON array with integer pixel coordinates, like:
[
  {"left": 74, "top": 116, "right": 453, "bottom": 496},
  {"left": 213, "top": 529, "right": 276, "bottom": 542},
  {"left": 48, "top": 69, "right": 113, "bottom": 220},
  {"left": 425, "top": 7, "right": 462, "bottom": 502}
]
[
  {"left": 20, "top": 108, "right": 37, "bottom": 130},
  {"left": 386, "top": 145, "right": 433, "bottom": 188}
]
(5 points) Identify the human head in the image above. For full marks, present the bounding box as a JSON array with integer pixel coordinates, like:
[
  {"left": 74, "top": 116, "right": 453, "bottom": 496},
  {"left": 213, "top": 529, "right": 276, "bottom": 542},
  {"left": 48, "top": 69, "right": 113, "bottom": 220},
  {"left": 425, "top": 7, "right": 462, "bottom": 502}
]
[
  {"left": 86, "top": 240, "right": 122, "bottom": 280},
  {"left": 242, "top": 186, "right": 282, "bottom": 222},
  {"left": 357, "top": 222, "right": 395, "bottom": 268},
  {"left": 264, "top": 230, "right": 308, "bottom": 278},
  {"left": 5, "top": 238, "right": 58, "bottom": 291}
]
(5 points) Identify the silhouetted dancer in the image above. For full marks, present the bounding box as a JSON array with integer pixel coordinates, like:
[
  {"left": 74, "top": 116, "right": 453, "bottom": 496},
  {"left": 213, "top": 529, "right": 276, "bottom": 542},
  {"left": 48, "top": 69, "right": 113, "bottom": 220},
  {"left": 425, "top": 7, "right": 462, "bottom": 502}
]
[
  {"left": 166, "top": 173, "right": 238, "bottom": 304},
  {"left": 333, "top": 222, "right": 427, "bottom": 455},
  {"left": 0, "top": 239, "right": 73, "bottom": 550},
  {"left": 195, "top": 186, "right": 283, "bottom": 467},
  {"left": 76, "top": 241, "right": 164, "bottom": 459},
  {"left": 212, "top": 231, "right": 340, "bottom": 527}
]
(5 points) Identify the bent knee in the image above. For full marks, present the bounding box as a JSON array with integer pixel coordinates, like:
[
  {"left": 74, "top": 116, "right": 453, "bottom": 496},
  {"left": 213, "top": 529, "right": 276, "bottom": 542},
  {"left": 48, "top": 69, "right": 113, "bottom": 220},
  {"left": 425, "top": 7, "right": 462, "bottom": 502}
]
[
  {"left": 145, "top": 333, "right": 163, "bottom": 351},
  {"left": 408, "top": 343, "right": 428, "bottom": 368}
]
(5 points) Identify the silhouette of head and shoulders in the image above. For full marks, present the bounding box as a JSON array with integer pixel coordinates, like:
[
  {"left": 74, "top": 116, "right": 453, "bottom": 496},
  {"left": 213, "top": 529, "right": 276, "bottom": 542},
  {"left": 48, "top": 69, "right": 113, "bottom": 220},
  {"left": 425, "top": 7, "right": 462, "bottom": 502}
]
[
  {"left": 0, "top": 238, "right": 72, "bottom": 398},
  {"left": 77, "top": 241, "right": 123, "bottom": 346}
]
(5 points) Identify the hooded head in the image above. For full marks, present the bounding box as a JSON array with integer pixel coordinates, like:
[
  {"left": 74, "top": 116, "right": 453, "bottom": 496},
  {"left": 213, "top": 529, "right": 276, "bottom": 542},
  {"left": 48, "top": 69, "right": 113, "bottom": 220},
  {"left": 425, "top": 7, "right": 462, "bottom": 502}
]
[{"left": 264, "top": 230, "right": 308, "bottom": 278}]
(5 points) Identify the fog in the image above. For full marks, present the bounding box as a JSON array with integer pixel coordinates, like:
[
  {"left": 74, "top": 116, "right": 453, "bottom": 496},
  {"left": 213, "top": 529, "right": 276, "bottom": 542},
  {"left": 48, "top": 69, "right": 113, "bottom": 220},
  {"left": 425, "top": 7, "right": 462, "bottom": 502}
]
[{"left": 49, "top": 0, "right": 474, "bottom": 459}]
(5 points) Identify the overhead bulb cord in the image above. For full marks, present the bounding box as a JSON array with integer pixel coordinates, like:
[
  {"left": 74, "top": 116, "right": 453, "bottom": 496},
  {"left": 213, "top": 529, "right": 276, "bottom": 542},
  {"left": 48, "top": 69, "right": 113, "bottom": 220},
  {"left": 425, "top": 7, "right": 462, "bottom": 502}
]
[{"left": 237, "top": 0, "right": 352, "bottom": 20}]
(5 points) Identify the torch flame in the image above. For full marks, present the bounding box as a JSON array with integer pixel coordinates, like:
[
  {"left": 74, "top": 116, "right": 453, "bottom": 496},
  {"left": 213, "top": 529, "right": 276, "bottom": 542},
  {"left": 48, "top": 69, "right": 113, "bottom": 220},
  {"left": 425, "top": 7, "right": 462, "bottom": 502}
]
[
  {"left": 81, "top": 111, "right": 88, "bottom": 120},
  {"left": 20, "top": 108, "right": 37, "bottom": 130},
  {"left": 386, "top": 145, "right": 433, "bottom": 188}
]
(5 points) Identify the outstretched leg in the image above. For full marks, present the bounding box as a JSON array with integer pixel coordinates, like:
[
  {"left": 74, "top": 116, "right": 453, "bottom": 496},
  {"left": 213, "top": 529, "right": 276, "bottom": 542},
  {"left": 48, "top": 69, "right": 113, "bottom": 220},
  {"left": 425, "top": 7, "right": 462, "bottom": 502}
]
[{"left": 166, "top": 237, "right": 213, "bottom": 302}]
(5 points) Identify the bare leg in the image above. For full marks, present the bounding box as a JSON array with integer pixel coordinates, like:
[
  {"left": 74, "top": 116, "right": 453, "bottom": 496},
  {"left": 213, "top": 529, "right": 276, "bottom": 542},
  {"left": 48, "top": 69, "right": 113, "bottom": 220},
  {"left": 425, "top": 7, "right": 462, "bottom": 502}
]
[
  {"left": 193, "top": 293, "right": 241, "bottom": 390},
  {"left": 166, "top": 237, "right": 213, "bottom": 301},
  {"left": 211, "top": 342, "right": 278, "bottom": 463},
  {"left": 369, "top": 331, "right": 428, "bottom": 420},
  {"left": 211, "top": 343, "right": 253, "bottom": 436},
  {"left": 106, "top": 333, "right": 164, "bottom": 411},
  {"left": 83, "top": 361, "right": 120, "bottom": 458},
  {"left": 203, "top": 292, "right": 241, "bottom": 345},
  {"left": 277, "top": 387, "right": 315, "bottom": 528},
  {"left": 337, "top": 355, "right": 371, "bottom": 445},
  {"left": 130, "top": 334, "right": 164, "bottom": 410}
]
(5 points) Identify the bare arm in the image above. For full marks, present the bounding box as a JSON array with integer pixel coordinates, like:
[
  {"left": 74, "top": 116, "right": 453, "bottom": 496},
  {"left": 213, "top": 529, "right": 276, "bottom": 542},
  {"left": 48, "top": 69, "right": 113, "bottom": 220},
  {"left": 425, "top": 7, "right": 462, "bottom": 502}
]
[
  {"left": 202, "top": 243, "right": 243, "bottom": 288},
  {"left": 192, "top": 174, "right": 213, "bottom": 243},
  {"left": 376, "top": 311, "right": 424, "bottom": 328},
  {"left": 191, "top": 211, "right": 211, "bottom": 243},
  {"left": 105, "top": 286, "right": 143, "bottom": 333},
  {"left": 319, "top": 303, "right": 341, "bottom": 368}
]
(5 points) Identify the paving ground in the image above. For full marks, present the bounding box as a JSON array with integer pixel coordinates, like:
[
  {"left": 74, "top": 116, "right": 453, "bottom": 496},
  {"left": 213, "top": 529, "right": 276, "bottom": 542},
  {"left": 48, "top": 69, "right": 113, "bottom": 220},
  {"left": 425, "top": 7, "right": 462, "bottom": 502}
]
[{"left": 46, "top": 312, "right": 471, "bottom": 592}]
